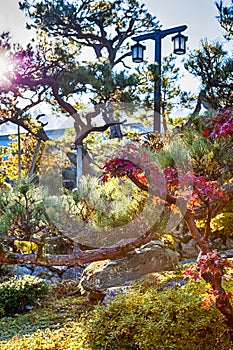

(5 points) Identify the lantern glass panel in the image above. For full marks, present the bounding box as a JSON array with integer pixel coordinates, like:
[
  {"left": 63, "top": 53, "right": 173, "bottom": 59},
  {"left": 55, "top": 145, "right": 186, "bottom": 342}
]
[
  {"left": 132, "top": 42, "right": 145, "bottom": 63},
  {"left": 172, "top": 33, "right": 187, "bottom": 55}
]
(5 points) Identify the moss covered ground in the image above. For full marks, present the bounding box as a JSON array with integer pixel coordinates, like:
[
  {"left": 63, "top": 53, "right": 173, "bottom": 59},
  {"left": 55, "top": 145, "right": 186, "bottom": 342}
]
[{"left": 0, "top": 265, "right": 232, "bottom": 350}]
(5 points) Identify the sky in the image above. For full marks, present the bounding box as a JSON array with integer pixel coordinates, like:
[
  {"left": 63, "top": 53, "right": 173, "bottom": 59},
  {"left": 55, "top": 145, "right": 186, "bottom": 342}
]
[
  {"left": 0, "top": 0, "right": 231, "bottom": 133},
  {"left": 145, "top": 0, "right": 229, "bottom": 50}
]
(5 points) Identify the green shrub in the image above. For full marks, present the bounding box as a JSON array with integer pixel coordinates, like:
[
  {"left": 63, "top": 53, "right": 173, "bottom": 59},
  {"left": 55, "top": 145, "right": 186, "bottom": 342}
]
[
  {"left": 0, "top": 275, "right": 49, "bottom": 317},
  {"left": 70, "top": 175, "right": 147, "bottom": 231},
  {"left": 211, "top": 212, "right": 233, "bottom": 238},
  {"left": 83, "top": 279, "right": 232, "bottom": 350},
  {"left": 196, "top": 201, "right": 233, "bottom": 240}
]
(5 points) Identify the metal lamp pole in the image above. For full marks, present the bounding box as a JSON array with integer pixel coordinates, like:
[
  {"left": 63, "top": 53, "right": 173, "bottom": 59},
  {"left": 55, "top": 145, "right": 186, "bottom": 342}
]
[{"left": 132, "top": 25, "right": 188, "bottom": 133}]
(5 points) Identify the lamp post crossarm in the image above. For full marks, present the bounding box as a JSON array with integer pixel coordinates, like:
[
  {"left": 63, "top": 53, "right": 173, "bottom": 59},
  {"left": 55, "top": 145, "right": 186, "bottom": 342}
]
[
  {"left": 132, "top": 31, "right": 160, "bottom": 42},
  {"left": 132, "top": 25, "right": 187, "bottom": 42},
  {"left": 159, "top": 25, "right": 187, "bottom": 38}
]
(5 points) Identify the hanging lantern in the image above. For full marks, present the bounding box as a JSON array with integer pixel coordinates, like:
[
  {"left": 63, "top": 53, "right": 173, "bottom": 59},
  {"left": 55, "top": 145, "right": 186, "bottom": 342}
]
[
  {"left": 131, "top": 42, "right": 146, "bottom": 63},
  {"left": 172, "top": 32, "right": 188, "bottom": 55}
]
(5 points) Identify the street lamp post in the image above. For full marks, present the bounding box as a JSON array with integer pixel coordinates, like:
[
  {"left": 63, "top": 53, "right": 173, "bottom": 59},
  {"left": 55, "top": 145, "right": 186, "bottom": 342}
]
[{"left": 131, "top": 25, "right": 188, "bottom": 133}]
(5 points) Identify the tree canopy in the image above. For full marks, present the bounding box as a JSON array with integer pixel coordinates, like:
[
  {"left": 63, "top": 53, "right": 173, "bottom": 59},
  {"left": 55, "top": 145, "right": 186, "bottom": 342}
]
[
  {"left": 184, "top": 0, "right": 233, "bottom": 113},
  {"left": 216, "top": 0, "right": 233, "bottom": 39},
  {"left": 19, "top": 0, "right": 158, "bottom": 66}
]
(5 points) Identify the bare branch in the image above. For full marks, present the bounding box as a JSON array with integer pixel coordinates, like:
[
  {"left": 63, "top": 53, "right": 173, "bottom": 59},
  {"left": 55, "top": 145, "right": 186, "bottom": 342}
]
[
  {"left": 74, "top": 119, "right": 126, "bottom": 146},
  {"left": 0, "top": 230, "right": 157, "bottom": 266}
]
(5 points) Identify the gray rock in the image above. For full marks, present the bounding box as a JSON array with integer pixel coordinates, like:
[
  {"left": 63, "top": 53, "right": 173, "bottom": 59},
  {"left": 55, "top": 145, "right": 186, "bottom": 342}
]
[
  {"left": 181, "top": 239, "right": 199, "bottom": 258},
  {"left": 102, "top": 286, "right": 129, "bottom": 305},
  {"left": 226, "top": 238, "right": 233, "bottom": 250},
  {"left": 50, "top": 266, "right": 68, "bottom": 277},
  {"left": 62, "top": 266, "right": 84, "bottom": 280},
  {"left": 24, "top": 264, "right": 35, "bottom": 271},
  {"left": 79, "top": 240, "right": 179, "bottom": 297},
  {"left": 16, "top": 266, "right": 32, "bottom": 277},
  {"left": 50, "top": 277, "right": 59, "bottom": 284},
  {"left": 160, "top": 279, "right": 187, "bottom": 290},
  {"left": 51, "top": 266, "right": 68, "bottom": 272},
  {"left": 179, "top": 259, "right": 196, "bottom": 265},
  {"left": 221, "top": 249, "right": 233, "bottom": 258},
  {"left": 32, "top": 266, "right": 55, "bottom": 281},
  {"left": 212, "top": 238, "right": 224, "bottom": 250},
  {"left": 25, "top": 305, "right": 34, "bottom": 311}
]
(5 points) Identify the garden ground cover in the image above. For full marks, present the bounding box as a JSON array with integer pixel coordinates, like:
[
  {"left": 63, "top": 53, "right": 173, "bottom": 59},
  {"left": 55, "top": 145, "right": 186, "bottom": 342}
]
[{"left": 0, "top": 265, "right": 232, "bottom": 350}]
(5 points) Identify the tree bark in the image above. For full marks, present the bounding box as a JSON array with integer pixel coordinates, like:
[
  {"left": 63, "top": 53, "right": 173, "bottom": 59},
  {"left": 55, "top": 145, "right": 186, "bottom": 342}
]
[{"left": 0, "top": 231, "right": 157, "bottom": 266}]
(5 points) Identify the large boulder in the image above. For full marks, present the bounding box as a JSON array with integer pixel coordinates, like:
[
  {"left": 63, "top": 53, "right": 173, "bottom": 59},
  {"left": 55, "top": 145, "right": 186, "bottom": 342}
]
[{"left": 79, "top": 240, "right": 179, "bottom": 300}]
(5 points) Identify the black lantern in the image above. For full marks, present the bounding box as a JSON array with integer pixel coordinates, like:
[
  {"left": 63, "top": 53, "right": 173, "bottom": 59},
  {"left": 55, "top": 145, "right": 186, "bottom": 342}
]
[
  {"left": 131, "top": 42, "right": 146, "bottom": 63},
  {"left": 172, "top": 32, "right": 188, "bottom": 55}
]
